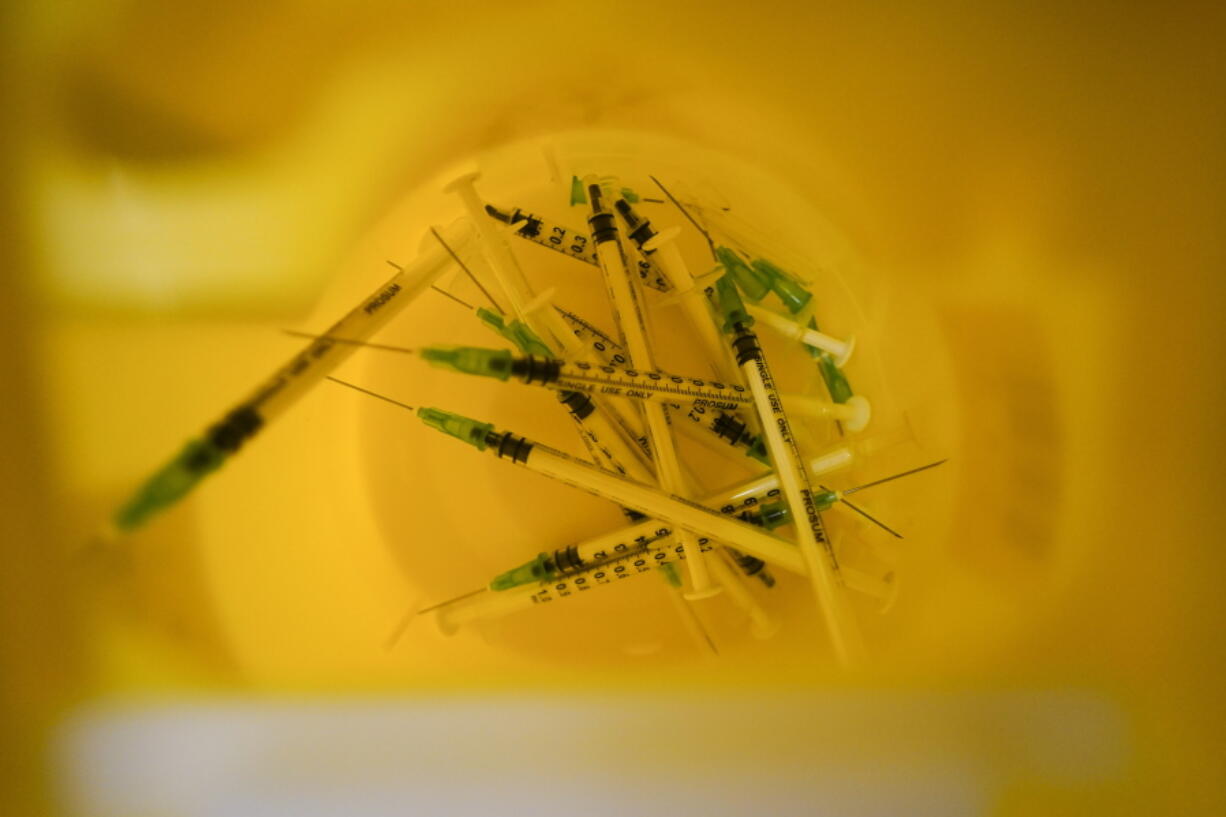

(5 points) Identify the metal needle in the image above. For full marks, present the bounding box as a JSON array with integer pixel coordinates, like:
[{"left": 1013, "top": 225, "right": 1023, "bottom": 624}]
[
  {"left": 416, "top": 586, "right": 488, "bottom": 615},
  {"left": 285, "top": 331, "right": 417, "bottom": 355},
  {"left": 842, "top": 459, "right": 948, "bottom": 496},
  {"left": 385, "top": 587, "right": 490, "bottom": 650},
  {"left": 830, "top": 495, "right": 904, "bottom": 539},
  {"left": 649, "top": 175, "right": 719, "bottom": 258},
  {"left": 326, "top": 376, "right": 416, "bottom": 412},
  {"left": 431, "top": 226, "right": 505, "bottom": 314}
]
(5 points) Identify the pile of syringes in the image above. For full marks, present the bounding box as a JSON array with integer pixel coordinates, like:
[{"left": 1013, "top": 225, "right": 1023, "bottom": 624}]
[{"left": 102, "top": 168, "right": 944, "bottom": 669}]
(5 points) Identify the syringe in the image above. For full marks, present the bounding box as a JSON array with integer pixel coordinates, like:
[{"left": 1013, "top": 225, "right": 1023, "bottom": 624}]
[
  {"left": 483, "top": 462, "right": 807, "bottom": 595},
  {"left": 105, "top": 219, "right": 476, "bottom": 536},
  {"left": 280, "top": 333, "right": 868, "bottom": 438},
  {"left": 432, "top": 531, "right": 895, "bottom": 636},
  {"left": 653, "top": 176, "right": 865, "bottom": 665},
  {"left": 484, "top": 458, "right": 940, "bottom": 591},
  {"left": 585, "top": 177, "right": 718, "bottom": 597},
  {"left": 714, "top": 269, "right": 864, "bottom": 665},
  {"left": 423, "top": 346, "right": 873, "bottom": 428},
  {"left": 411, "top": 405, "right": 810, "bottom": 574}
]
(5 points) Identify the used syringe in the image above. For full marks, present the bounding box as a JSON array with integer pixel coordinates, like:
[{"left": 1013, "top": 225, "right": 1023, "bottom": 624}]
[
  {"left": 408, "top": 404, "right": 809, "bottom": 574},
  {"left": 422, "top": 346, "right": 871, "bottom": 429},
  {"left": 104, "top": 220, "right": 475, "bottom": 535},
  {"left": 432, "top": 535, "right": 895, "bottom": 636},
  {"left": 486, "top": 458, "right": 941, "bottom": 591},
  {"left": 712, "top": 270, "right": 864, "bottom": 665},
  {"left": 653, "top": 174, "right": 864, "bottom": 665},
  {"left": 281, "top": 332, "right": 872, "bottom": 437},
  {"left": 584, "top": 177, "right": 717, "bottom": 597}
]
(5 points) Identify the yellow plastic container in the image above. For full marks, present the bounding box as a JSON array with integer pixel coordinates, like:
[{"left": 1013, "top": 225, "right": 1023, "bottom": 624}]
[{"left": 2, "top": 3, "right": 1223, "bottom": 814}]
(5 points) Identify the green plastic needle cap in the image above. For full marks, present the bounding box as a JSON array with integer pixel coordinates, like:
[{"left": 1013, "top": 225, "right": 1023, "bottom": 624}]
[
  {"left": 715, "top": 247, "right": 771, "bottom": 301},
  {"left": 417, "top": 407, "right": 495, "bottom": 451},
  {"left": 714, "top": 273, "right": 754, "bottom": 333},
  {"left": 506, "top": 321, "right": 553, "bottom": 358},
  {"left": 817, "top": 350, "right": 855, "bottom": 403},
  {"left": 757, "top": 500, "right": 790, "bottom": 530},
  {"left": 751, "top": 258, "right": 812, "bottom": 314},
  {"left": 475, "top": 308, "right": 553, "bottom": 357},
  {"left": 745, "top": 436, "right": 771, "bottom": 466},
  {"left": 569, "top": 175, "right": 586, "bottom": 206},
  {"left": 490, "top": 554, "right": 554, "bottom": 590},
  {"left": 113, "top": 439, "right": 227, "bottom": 530},
  {"left": 757, "top": 491, "right": 839, "bottom": 530},
  {"left": 813, "top": 490, "right": 839, "bottom": 511},
  {"left": 421, "top": 345, "right": 514, "bottom": 381},
  {"left": 657, "top": 561, "right": 683, "bottom": 588},
  {"left": 475, "top": 307, "right": 507, "bottom": 333}
]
